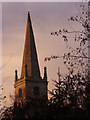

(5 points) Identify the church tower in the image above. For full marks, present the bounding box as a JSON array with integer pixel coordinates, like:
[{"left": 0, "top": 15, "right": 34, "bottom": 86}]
[{"left": 14, "top": 11, "right": 48, "bottom": 105}]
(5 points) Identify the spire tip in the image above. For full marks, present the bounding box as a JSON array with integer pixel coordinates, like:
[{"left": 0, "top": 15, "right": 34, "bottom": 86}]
[{"left": 28, "top": 10, "right": 30, "bottom": 15}]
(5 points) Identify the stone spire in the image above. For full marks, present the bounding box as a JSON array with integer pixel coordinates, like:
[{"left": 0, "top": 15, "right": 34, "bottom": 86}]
[{"left": 21, "top": 11, "right": 41, "bottom": 79}]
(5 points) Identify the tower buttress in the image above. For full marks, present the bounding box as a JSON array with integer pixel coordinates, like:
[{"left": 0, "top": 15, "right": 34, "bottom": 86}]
[
  {"left": 44, "top": 67, "right": 47, "bottom": 80},
  {"left": 15, "top": 70, "right": 18, "bottom": 82}
]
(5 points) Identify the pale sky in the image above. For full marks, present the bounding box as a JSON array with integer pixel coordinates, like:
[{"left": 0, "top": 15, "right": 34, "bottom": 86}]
[
  {"left": 1, "top": 0, "right": 89, "bottom": 2},
  {"left": 1, "top": 2, "right": 87, "bottom": 107}
]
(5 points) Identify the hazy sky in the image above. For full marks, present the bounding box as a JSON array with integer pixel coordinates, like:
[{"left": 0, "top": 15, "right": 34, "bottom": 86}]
[
  {"left": 1, "top": 0, "right": 88, "bottom": 2},
  {"left": 1, "top": 2, "right": 87, "bottom": 107}
]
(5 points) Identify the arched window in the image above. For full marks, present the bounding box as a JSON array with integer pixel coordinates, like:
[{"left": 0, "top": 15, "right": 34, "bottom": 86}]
[
  {"left": 33, "top": 86, "right": 40, "bottom": 97},
  {"left": 19, "top": 88, "right": 22, "bottom": 97},
  {"left": 18, "top": 101, "right": 22, "bottom": 108}
]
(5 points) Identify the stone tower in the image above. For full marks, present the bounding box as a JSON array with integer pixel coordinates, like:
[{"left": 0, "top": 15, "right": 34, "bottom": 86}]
[{"left": 14, "top": 11, "right": 48, "bottom": 106}]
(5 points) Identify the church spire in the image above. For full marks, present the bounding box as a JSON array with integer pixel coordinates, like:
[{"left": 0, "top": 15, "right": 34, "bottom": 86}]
[{"left": 21, "top": 11, "right": 41, "bottom": 79}]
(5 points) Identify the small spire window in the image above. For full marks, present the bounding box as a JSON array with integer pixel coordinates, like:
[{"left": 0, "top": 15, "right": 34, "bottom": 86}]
[{"left": 19, "top": 88, "right": 22, "bottom": 97}]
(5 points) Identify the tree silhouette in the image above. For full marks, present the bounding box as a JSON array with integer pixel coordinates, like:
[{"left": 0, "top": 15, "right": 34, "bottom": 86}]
[
  {"left": 45, "top": 1, "right": 90, "bottom": 118},
  {"left": 49, "top": 68, "right": 65, "bottom": 108}
]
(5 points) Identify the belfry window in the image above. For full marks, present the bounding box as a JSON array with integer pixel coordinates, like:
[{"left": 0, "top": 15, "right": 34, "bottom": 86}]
[
  {"left": 34, "top": 86, "right": 40, "bottom": 97},
  {"left": 19, "top": 88, "right": 22, "bottom": 97}
]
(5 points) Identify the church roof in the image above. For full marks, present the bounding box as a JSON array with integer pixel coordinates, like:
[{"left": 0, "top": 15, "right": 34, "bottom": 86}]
[{"left": 21, "top": 11, "right": 41, "bottom": 79}]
